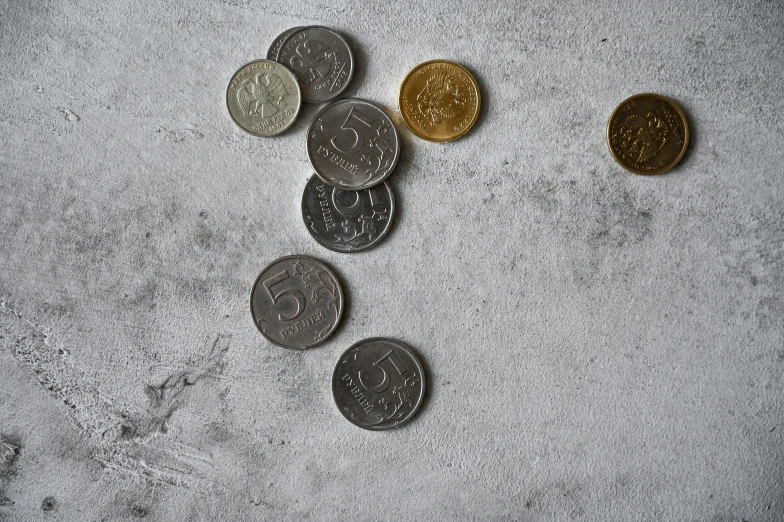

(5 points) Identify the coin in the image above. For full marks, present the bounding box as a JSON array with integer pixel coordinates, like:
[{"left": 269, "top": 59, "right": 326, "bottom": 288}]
[
  {"left": 277, "top": 26, "right": 354, "bottom": 103},
  {"left": 301, "top": 174, "right": 395, "bottom": 253},
  {"left": 307, "top": 98, "right": 400, "bottom": 190},
  {"left": 332, "top": 338, "right": 426, "bottom": 430},
  {"left": 607, "top": 93, "right": 689, "bottom": 175},
  {"left": 267, "top": 27, "right": 303, "bottom": 60},
  {"left": 250, "top": 255, "right": 344, "bottom": 349},
  {"left": 226, "top": 60, "right": 301, "bottom": 137},
  {"left": 398, "top": 60, "right": 481, "bottom": 143}
]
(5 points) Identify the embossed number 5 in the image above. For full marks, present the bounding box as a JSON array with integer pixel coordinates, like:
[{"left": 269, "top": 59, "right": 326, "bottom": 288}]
[
  {"left": 332, "top": 187, "right": 381, "bottom": 217},
  {"left": 359, "top": 350, "right": 408, "bottom": 393},
  {"left": 331, "top": 107, "right": 374, "bottom": 155},
  {"left": 263, "top": 270, "right": 306, "bottom": 321}
]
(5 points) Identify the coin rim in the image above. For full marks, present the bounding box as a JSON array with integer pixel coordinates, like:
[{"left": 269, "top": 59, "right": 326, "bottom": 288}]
[
  {"left": 301, "top": 174, "right": 396, "bottom": 253},
  {"left": 249, "top": 254, "right": 344, "bottom": 349},
  {"left": 331, "top": 337, "right": 426, "bottom": 431},
  {"left": 397, "top": 59, "right": 482, "bottom": 143},
  {"left": 307, "top": 98, "right": 401, "bottom": 190},
  {"left": 606, "top": 92, "right": 690, "bottom": 175},
  {"left": 267, "top": 26, "right": 304, "bottom": 60},
  {"left": 225, "top": 59, "right": 302, "bottom": 137},
  {"left": 276, "top": 25, "right": 355, "bottom": 103}
]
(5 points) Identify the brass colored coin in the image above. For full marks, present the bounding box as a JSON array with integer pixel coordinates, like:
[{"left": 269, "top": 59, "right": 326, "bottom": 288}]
[
  {"left": 226, "top": 60, "right": 301, "bottom": 137},
  {"left": 607, "top": 93, "right": 689, "bottom": 175},
  {"left": 398, "top": 60, "right": 481, "bottom": 143}
]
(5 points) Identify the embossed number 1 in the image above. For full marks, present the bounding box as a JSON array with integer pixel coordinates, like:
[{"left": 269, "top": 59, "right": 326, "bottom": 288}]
[
  {"left": 331, "top": 107, "right": 375, "bottom": 155},
  {"left": 358, "top": 350, "right": 408, "bottom": 393}
]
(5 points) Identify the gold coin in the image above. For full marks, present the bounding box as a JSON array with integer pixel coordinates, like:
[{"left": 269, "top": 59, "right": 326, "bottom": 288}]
[
  {"left": 226, "top": 60, "right": 301, "bottom": 137},
  {"left": 398, "top": 60, "right": 481, "bottom": 143},
  {"left": 607, "top": 93, "right": 689, "bottom": 175}
]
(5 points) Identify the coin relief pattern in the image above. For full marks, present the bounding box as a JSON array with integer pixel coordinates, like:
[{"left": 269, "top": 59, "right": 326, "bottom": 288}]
[
  {"left": 226, "top": 60, "right": 300, "bottom": 136},
  {"left": 250, "top": 256, "right": 343, "bottom": 349},
  {"left": 302, "top": 175, "right": 395, "bottom": 253},
  {"left": 278, "top": 27, "right": 353, "bottom": 103},
  {"left": 607, "top": 94, "right": 688, "bottom": 174},
  {"left": 400, "top": 61, "right": 480, "bottom": 142},
  {"left": 308, "top": 99, "right": 400, "bottom": 190},
  {"left": 267, "top": 27, "right": 302, "bottom": 60},
  {"left": 332, "top": 339, "right": 425, "bottom": 430}
]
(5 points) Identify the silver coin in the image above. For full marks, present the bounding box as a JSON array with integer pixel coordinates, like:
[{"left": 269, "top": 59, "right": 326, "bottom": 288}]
[
  {"left": 307, "top": 98, "right": 400, "bottom": 190},
  {"left": 267, "top": 27, "right": 303, "bottom": 60},
  {"left": 226, "top": 60, "right": 301, "bottom": 137},
  {"left": 301, "top": 174, "right": 395, "bottom": 253},
  {"left": 250, "top": 255, "right": 344, "bottom": 349},
  {"left": 332, "top": 338, "right": 426, "bottom": 430},
  {"left": 277, "top": 26, "right": 354, "bottom": 103}
]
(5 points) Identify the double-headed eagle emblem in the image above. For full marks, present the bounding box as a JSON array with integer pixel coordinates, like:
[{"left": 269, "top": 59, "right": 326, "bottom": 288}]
[
  {"left": 236, "top": 73, "right": 288, "bottom": 118},
  {"left": 416, "top": 73, "right": 467, "bottom": 125},
  {"left": 619, "top": 111, "right": 670, "bottom": 163}
]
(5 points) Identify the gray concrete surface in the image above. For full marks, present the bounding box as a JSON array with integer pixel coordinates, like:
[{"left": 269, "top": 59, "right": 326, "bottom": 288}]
[{"left": 1, "top": 0, "right": 783, "bottom": 520}]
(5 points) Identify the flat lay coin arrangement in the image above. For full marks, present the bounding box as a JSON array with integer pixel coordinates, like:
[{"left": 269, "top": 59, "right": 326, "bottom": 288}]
[{"left": 227, "top": 26, "right": 691, "bottom": 429}]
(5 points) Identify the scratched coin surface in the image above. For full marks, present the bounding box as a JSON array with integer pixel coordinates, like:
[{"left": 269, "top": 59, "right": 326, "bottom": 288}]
[
  {"left": 267, "top": 27, "right": 303, "bottom": 60},
  {"left": 277, "top": 26, "right": 353, "bottom": 103},
  {"left": 307, "top": 98, "right": 400, "bottom": 190},
  {"left": 332, "top": 338, "right": 426, "bottom": 430},
  {"left": 301, "top": 174, "right": 395, "bottom": 253},
  {"left": 398, "top": 60, "right": 481, "bottom": 143},
  {"left": 226, "top": 60, "right": 301, "bottom": 137},
  {"left": 250, "top": 255, "right": 343, "bottom": 349},
  {"left": 607, "top": 93, "right": 689, "bottom": 175}
]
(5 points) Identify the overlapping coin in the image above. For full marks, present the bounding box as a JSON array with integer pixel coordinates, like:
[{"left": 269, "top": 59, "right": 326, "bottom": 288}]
[
  {"left": 307, "top": 98, "right": 400, "bottom": 190},
  {"left": 250, "top": 255, "right": 343, "bottom": 349},
  {"left": 301, "top": 174, "right": 395, "bottom": 253},
  {"left": 267, "top": 27, "right": 302, "bottom": 60},
  {"left": 332, "top": 338, "right": 426, "bottom": 430},
  {"left": 607, "top": 93, "right": 689, "bottom": 175},
  {"left": 276, "top": 26, "right": 354, "bottom": 103},
  {"left": 398, "top": 60, "right": 481, "bottom": 142},
  {"left": 226, "top": 60, "right": 301, "bottom": 137}
]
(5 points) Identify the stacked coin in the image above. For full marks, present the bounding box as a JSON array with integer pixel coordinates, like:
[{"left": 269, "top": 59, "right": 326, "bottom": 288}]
[{"left": 235, "top": 28, "right": 425, "bottom": 430}]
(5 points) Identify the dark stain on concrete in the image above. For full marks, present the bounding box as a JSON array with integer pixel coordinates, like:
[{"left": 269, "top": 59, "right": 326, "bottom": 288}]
[
  {"left": 120, "top": 335, "right": 230, "bottom": 439},
  {"left": 0, "top": 434, "right": 21, "bottom": 510},
  {"left": 130, "top": 504, "right": 148, "bottom": 518},
  {"left": 41, "top": 496, "right": 57, "bottom": 512}
]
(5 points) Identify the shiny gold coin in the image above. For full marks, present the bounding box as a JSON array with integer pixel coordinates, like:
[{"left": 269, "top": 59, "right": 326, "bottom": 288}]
[
  {"left": 398, "top": 60, "right": 481, "bottom": 143},
  {"left": 607, "top": 93, "right": 689, "bottom": 175}
]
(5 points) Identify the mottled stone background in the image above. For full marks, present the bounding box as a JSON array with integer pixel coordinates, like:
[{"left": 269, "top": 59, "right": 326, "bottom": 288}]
[{"left": 1, "top": 0, "right": 782, "bottom": 520}]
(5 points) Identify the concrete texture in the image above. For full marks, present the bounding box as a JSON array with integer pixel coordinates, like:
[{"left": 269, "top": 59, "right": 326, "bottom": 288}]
[{"left": 1, "top": 0, "right": 783, "bottom": 520}]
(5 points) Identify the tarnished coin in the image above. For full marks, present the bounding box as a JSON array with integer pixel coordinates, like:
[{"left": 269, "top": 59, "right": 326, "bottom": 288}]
[
  {"left": 307, "top": 98, "right": 400, "bottom": 190},
  {"left": 267, "top": 27, "right": 303, "bottom": 60},
  {"left": 301, "top": 174, "right": 395, "bottom": 253},
  {"left": 250, "top": 255, "right": 343, "bottom": 349},
  {"left": 277, "top": 26, "right": 354, "bottom": 103},
  {"left": 607, "top": 93, "right": 689, "bottom": 175},
  {"left": 226, "top": 60, "right": 301, "bottom": 137},
  {"left": 332, "top": 338, "right": 426, "bottom": 430},
  {"left": 398, "top": 60, "right": 481, "bottom": 143}
]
